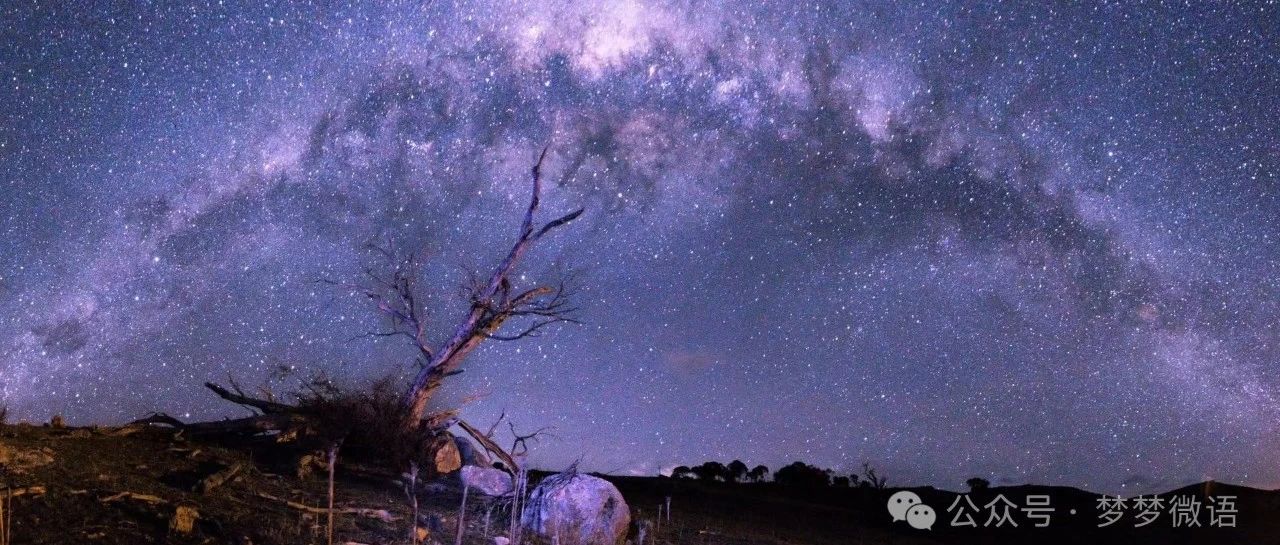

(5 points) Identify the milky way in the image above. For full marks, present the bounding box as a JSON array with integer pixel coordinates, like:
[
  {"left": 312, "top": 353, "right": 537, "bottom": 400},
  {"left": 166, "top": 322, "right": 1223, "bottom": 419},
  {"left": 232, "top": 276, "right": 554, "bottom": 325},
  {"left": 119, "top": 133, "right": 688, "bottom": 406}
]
[{"left": 1, "top": 2, "right": 1278, "bottom": 493}]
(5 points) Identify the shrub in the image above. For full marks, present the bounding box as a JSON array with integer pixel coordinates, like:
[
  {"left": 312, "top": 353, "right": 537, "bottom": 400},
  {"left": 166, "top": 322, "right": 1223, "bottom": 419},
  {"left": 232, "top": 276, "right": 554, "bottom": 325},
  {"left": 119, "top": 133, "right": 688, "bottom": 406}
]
[
  {"left": 966, "top": 477, "right": 991, "bottom": 492},
  {"left": 296, "top": 375, "right": 442, "bottom": 471}
]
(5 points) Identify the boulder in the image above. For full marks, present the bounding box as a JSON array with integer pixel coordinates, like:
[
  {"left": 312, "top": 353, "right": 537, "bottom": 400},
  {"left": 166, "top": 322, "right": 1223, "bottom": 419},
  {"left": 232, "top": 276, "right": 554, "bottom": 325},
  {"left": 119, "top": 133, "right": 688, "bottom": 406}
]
[
  {"left": 460, "top": 465, "right": 513, "bottom": 496},
  {"left": 454, "top": 434, "right": 491, "bottom": 467},
  {"left": 521, "top": 472, "right": 630, "bottom": 545}
]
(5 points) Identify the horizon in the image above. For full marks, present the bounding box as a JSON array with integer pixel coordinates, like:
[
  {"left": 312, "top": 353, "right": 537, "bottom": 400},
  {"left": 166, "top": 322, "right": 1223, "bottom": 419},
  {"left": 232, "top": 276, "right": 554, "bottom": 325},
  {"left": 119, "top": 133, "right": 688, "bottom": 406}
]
[{"left": 2, "top": 1, "right": 1279, "bottom": 500}]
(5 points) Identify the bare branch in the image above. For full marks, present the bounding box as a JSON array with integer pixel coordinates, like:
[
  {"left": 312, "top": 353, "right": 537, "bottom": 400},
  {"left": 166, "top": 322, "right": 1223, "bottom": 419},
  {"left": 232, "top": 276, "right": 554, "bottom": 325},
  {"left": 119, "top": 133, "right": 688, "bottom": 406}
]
[
  {"left": 205, "top": 382, "right": 295, "bottom": 415},
  {"left": 484, "top": 410, "right": 507, "bottom": 438},
  {"left": 535, "top": 208, "right": 585, "bottom": 239},
  {"left": 456, "top": 419, "right": 520, "bottom": 473},
  {"left": 327, "top": 241, "right": 439, "bottom": 362},
  {"left": 509, "top": 422, "right": 556, "bottom": 457},
  {"left": 485, "top": 317, "right": 578, "bottom": 341}
]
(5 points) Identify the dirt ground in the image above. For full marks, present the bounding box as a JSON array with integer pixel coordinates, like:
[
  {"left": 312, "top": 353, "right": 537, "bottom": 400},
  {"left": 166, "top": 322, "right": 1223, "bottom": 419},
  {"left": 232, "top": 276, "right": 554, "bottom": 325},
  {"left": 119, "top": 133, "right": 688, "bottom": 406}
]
[
  {"left": 0, "top": 423, "right": 493, "bottom": 545},
  {"left": 1, "top": 423, "right": 914, "bottom": 545},
  {"left": 1, "top": 423, "right": 1275, "bottom": 545}
]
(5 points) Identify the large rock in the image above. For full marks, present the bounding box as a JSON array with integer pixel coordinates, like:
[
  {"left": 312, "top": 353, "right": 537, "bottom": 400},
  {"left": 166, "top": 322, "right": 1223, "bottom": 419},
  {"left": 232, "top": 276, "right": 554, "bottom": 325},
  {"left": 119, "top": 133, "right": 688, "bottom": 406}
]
[
  {"left": 454, "top": 434, "right": 491, "bottom": 467},
  {"left": 521, "top": 472, "right": 630, "bottom": 545},
  {"left": 460, "top": 465, "right": 512, "bottom": 496}
]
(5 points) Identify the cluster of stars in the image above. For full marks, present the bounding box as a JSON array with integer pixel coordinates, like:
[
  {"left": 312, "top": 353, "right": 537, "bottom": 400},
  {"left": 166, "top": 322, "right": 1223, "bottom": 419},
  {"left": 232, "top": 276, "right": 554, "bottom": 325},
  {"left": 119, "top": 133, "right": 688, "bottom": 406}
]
[{"left": 0, "top": 1, "right": 1277, "bottom": 493}]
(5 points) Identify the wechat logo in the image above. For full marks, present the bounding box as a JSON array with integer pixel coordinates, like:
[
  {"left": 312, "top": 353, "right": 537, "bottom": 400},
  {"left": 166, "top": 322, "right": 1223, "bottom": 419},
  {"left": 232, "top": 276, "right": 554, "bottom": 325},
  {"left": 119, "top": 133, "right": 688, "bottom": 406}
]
[{"left": 888, "top": 491, "right": 936, "bottom": 530}]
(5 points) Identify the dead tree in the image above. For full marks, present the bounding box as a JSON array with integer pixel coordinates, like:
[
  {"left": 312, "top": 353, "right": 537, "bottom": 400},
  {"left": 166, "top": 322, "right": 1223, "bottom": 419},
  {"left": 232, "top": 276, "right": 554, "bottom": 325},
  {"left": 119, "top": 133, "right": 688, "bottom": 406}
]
[
  {"left": 395, "top": 148, "right": 582, "bottom": 432},
  {"left": 149, "top": 149, "right": 582, "bottom": 465},
  {"left": 327, "top": 148, "right": 580, "bottom": 432}
]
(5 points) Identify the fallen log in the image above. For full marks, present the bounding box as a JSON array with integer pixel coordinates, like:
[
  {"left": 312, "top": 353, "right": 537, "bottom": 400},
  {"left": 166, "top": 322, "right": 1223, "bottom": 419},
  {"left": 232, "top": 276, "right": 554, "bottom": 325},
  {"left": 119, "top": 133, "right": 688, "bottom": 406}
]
[
  {"left": 0, "top": 486, "right": 46, "bottom": 497},
  {"left": 127, "top": 412, "right": 304, "bottom": 437},
  {"left": 255, "top": 492, "right": 399, "bottom": 523},
  {"left": 204, "top": 382, "right": 295, "bottom": 415},
  {"left": 100, "top": 491, "right": 168, "bottom": 504},
  {"left": 195, "top": 463, "right": 243, "bottom": 493}
]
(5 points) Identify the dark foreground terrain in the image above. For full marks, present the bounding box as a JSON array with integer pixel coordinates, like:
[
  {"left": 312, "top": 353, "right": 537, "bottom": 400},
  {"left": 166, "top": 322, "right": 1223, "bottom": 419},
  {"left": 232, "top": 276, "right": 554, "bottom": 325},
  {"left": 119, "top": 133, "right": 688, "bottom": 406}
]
[{"left": 1, "top": 423, "right": 1276, "bottom": 544}]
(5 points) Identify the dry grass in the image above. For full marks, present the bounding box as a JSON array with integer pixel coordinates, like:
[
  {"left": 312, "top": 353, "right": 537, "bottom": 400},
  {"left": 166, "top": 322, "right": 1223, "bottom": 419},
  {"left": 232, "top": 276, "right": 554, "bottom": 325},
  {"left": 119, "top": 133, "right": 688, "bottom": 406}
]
[
  {"left": 0, "top": 487, "right": 10, "bottom": 545},
  {"left": 0, "top": 458, "right": 12, "bottom": 545}
]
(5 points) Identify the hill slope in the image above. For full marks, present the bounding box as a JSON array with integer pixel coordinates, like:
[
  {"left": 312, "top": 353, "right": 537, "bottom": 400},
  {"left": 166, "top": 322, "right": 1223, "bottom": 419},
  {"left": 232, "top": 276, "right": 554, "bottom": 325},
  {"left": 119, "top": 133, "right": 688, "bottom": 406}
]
[{"left": 2, "top": 423, "right": 1275, "bottom": 545}]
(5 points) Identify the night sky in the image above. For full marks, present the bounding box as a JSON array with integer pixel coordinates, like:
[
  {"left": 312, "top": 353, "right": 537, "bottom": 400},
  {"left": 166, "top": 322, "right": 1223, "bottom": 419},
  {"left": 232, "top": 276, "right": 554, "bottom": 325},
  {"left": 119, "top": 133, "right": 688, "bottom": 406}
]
[{"left": 2, "top": 2, "right": 1278, "bottom": 494}]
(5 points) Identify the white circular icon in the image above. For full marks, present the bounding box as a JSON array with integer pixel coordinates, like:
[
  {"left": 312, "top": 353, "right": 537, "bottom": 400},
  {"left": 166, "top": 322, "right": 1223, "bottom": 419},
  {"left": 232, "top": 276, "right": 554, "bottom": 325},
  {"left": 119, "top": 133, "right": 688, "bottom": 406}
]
[
  {"left": 886, "top": 490, "right": 922, "bottom": 521},
  {"left": 906, "top": 504, "right": 937, "bottom": 530}
]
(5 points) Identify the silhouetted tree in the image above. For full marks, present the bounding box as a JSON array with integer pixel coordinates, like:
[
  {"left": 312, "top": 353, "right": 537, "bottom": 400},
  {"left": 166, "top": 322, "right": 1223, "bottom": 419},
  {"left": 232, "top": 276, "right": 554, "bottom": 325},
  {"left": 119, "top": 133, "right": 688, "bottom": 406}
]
[
  {"left": 774, "top": 461, "right": 830, "bottom": 488},
  {"left": 692, "top": 461, "right": 729, "bottom": 482},
  {"left": 747, "top": 465, "right": 770, "bottom": 483},
  {"left": 727, "top": 460, "right": 749, "bottom": 483},
  {"left": 966, "top": 477, "right": 991, "bottom": 492},
  {"left": 861, "top": 462, "right": 887, "bottom": 489},
  {"left": 671, "top": 466, "right": 695, "bottom": 479},
  {"left": 832, "top": 475, "right": 851, "bottom": 487}
]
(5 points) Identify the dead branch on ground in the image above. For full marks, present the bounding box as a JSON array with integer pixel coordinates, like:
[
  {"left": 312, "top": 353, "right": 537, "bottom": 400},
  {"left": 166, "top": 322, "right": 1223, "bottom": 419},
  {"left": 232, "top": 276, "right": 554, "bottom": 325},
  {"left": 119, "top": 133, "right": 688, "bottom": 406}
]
[{"left": 255, "top": 492, "right": 399, "bottom": 523}]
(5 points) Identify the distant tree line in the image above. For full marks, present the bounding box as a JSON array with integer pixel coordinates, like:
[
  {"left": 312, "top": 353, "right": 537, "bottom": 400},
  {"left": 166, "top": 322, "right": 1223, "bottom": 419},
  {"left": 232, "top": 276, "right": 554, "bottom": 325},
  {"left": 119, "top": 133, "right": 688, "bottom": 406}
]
[{"left": 669, "top": 460, "right": 888, "bottom": 489}]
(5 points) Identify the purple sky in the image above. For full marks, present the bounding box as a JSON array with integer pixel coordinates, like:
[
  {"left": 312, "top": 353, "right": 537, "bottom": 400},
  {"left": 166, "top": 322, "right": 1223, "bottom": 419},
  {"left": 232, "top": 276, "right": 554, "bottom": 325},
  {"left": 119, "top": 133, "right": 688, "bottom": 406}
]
[{"left": 1, "top": 1, "right": 1278, "bottom": 494}]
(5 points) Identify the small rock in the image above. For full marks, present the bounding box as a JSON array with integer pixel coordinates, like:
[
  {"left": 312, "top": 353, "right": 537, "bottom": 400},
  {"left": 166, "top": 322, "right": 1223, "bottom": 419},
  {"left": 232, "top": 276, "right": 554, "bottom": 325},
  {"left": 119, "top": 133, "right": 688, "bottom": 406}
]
[
  {"left": 419, "top": 512, "right": 449, "bottom": 534},
  {"left": 414, "top": 527, "right": 430, "bottom": 542},
  {"left": 296, "top": 453, "right": 325, "bottom": 479},
  {"left": 170, "top": 505, "right": 199, "bottom": 534},
  {"left": 423, "top": 481, "right": 451, "bottom": 495},
  {"left": 493, "top": 537, "right": 510, "bottom": 545},
  {"left": 461, "top": 465, "right": 513, "bottom": 496}
]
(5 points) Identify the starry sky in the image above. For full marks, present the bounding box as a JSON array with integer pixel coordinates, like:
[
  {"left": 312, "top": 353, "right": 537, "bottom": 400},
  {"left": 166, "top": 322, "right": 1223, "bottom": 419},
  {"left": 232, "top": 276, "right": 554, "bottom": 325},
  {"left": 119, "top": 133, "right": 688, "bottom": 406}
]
[{"left": 1, "top": 1, "right": 1278, "bottom": 494}]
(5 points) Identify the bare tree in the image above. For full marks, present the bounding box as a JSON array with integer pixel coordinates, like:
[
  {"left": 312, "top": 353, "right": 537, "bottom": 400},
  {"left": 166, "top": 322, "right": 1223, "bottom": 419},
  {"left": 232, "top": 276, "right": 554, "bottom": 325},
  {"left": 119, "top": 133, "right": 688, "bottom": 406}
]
[
  {"left": 861, "top": 462, "right": 888, "bottom": 489},
  {"left": 322, "top": 148, "right": 581, "bottom": 435},
  {"left": 139, "top": 149, "right": 583, "bottom": 464},
  {"left": 375, "top": 149, "right": 581, "bottom": 431}
]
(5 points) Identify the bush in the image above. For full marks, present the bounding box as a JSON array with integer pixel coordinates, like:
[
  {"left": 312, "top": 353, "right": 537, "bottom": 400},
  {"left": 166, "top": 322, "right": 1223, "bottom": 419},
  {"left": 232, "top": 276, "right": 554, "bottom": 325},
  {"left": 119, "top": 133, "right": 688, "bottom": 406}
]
[
  {"left": 293, "top": 374, "right": 449, "bottom": 474},
  {"left": 966, "top": 477, "right": 990, "bottom": 492},
  {"left": 0, "top": 403, "right": 7, "bottom": 425}
]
